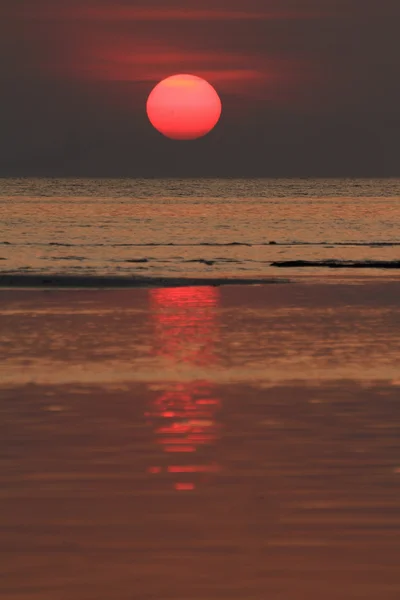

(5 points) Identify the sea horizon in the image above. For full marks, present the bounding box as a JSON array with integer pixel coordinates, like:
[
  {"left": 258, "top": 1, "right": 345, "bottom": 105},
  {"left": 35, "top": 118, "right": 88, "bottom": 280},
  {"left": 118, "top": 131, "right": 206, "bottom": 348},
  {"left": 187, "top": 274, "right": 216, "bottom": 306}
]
[{"left": 1, "top": 177, "right": 399, "bottom": 284}]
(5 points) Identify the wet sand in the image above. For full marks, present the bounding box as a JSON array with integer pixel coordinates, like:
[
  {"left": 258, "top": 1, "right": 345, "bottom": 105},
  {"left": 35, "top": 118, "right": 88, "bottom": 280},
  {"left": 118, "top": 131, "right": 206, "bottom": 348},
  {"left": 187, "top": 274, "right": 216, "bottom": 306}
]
[{"left": 1, "top": 282, "right": 400, "bottom": 599}]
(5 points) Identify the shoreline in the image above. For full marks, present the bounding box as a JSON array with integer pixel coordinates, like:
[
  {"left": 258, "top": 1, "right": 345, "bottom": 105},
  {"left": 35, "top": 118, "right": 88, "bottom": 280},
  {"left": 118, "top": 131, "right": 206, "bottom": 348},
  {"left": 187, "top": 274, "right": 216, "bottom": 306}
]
[
  {"left": 0, "top": 273, "right": 291, "bottom": 288},
  {"left": 1, "top": 272, "right": 399, "bottom": 289}
]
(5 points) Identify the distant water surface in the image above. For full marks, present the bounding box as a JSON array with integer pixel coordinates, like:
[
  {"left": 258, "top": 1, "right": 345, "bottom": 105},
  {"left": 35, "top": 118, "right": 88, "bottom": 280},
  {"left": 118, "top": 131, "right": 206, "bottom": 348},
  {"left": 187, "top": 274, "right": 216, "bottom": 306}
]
[{"left": 1, "top": 178, "right": 399, "bottom": 280}]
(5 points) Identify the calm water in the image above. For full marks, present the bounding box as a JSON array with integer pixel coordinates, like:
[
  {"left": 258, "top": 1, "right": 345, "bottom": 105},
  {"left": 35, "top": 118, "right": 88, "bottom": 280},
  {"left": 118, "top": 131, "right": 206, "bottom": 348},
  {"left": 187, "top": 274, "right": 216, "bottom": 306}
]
[
  {"left": 1, "top": 283, "right": 400, "bottom": 598},
  {"left": 1, "top": 178, "right": 400, "bottom": 598},
  {"left": 1, "top": 177, "right": 399, "bottom": 280}
]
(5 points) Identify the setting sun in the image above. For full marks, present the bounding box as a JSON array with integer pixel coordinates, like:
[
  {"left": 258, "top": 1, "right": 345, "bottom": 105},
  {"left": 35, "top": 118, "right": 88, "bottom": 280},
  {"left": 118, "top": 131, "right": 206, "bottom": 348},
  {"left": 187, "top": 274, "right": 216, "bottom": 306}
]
[{"left": 146, "top": 74, "right": 222, "bottom": 140}]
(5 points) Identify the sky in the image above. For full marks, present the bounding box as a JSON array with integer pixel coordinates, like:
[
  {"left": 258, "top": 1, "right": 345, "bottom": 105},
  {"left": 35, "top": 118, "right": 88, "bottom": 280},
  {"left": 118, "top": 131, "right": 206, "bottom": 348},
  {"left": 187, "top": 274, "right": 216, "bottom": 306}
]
[{"left": 1, "top": 0, "right": 399, "bottom": 177}]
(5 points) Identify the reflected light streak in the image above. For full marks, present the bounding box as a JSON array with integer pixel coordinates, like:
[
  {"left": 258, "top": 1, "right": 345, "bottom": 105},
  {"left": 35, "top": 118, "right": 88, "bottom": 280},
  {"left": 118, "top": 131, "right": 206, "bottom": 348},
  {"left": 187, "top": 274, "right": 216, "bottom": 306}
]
[{"left": 147, "top": 287, "right": 221, "bottom": 491}]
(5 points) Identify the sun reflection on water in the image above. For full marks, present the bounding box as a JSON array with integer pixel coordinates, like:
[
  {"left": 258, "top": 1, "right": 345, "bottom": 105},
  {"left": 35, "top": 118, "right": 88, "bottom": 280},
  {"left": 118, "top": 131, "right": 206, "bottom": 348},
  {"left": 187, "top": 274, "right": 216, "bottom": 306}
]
[{"left": 147, "top": 286, "right": 221, "bottom": 491}]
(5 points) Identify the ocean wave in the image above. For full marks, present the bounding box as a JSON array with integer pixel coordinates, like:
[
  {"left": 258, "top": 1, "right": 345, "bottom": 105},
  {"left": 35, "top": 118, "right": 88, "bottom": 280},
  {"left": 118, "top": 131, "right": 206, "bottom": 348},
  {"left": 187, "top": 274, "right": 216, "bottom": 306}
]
[
  {"left": 48, "top": 242, "right": 74, "bottom": 247},
  {"left": 272, "top": 260, "right": 400, "bottom": 269},
  {"left": 287, "top": 242, "right": 400, "bottom": 247},
  {"left": 55, "top": 256, "right": 87, "bottom": 261},
  {"left": 3, "top": 240, "right": 399, "bottom": 248}
]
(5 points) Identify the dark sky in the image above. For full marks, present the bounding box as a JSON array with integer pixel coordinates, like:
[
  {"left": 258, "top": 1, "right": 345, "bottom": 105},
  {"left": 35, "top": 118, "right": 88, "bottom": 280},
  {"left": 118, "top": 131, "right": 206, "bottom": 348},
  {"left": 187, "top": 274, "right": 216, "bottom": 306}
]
[{"left": 1, "top": 0, "right": 399, "bottom": 177}]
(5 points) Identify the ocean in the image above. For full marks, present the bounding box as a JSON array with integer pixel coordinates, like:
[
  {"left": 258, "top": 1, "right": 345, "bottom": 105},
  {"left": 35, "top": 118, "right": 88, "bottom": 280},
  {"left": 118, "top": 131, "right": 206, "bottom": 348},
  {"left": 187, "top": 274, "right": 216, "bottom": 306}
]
[
  {"left": 1, "top": 178, "right": 400, "bottom": 599},
  {"left": 1, "top": 177, "right": 399, "bottom": 282}
]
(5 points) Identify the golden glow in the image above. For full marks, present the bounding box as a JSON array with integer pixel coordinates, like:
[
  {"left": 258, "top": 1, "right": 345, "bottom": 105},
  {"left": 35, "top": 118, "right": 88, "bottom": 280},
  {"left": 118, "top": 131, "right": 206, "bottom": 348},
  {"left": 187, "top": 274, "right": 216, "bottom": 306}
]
[{"left": 147, "top": 286, "right": 221, "bottom": 491}]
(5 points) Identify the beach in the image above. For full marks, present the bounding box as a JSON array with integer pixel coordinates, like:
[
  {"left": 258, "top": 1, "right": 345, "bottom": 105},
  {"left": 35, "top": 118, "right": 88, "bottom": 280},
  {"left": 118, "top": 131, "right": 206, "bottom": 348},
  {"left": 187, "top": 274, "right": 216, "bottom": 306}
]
[{"left": 1, "top": 280, "right": 399, "bottom": 599}]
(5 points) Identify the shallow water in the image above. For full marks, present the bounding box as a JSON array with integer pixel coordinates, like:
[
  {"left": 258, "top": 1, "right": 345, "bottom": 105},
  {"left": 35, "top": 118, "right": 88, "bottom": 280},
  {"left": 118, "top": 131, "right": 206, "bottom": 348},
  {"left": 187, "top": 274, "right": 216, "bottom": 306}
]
[
  {"left": 1, "top": 282, "right": 399, "bottom": 599},
  {"left": 1, "top": 178, "right": 399, "bottom": 280}
]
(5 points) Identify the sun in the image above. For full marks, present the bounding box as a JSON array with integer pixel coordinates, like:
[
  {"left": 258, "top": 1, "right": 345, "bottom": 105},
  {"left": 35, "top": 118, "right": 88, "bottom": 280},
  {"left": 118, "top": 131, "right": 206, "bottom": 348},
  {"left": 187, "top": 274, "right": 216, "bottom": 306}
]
[{"left": 146, "top": 74, "right": 222, "bottom": 140}]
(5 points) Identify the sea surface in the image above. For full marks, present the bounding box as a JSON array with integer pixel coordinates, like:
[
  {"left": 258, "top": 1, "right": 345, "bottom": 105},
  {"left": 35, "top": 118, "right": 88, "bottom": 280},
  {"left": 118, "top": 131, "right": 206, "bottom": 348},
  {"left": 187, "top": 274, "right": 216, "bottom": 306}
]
[
  {"left": 1, "top": 178, "right": 400, "bottom": 598},
  {"left": 1, "top": 177, "right": 399, "bottom": 281},
  {"left": 1, "top": 282, "right": 400, "bottom": 599}
]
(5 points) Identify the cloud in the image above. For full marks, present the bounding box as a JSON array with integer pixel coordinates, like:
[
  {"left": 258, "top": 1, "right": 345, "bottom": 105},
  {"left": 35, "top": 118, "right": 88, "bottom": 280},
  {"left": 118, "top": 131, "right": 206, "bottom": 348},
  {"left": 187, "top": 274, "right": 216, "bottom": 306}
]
[
  {"left": 3, "top": 0, "right": 398, "bottom": 22},
  {"left": 5, "top": 0, "right": 326, "bottom": 22}
]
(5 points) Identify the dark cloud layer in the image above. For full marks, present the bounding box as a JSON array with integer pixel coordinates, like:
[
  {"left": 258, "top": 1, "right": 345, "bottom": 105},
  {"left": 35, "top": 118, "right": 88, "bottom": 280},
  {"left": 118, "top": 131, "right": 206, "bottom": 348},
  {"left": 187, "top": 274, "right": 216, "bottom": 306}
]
[{"left": 1, "top": 0, "right": 399, "bottom": 176}]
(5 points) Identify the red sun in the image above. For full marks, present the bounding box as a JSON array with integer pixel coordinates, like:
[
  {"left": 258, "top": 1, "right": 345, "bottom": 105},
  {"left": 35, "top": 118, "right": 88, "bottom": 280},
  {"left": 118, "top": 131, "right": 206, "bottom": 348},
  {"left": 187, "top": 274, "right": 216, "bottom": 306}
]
[{"left": 146, "top": 74, "right": 222, "bottom": 140}]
